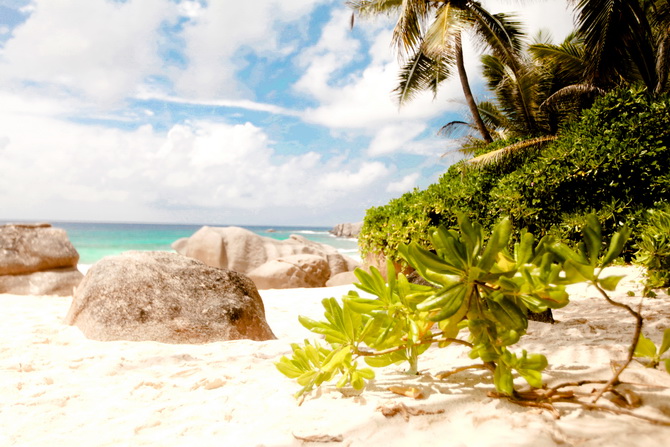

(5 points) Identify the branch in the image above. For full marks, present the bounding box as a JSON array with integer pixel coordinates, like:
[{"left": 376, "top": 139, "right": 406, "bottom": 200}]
[
  {"left": 436, "top": 363, "right": 494, "bottom": 379},
  {"left": 590, "top": 282, "right": 644, "bottom": 404},
  {"left": 354, "top": 337, "right": 473, "bottom": 357}
]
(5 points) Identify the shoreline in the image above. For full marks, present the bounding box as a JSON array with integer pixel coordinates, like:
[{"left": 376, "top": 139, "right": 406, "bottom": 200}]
[{"left": 2, "top": 266, "right": 670, "bottom": 446}]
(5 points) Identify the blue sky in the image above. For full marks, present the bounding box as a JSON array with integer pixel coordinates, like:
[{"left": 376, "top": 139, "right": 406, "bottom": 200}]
[{"left": 0, "top": 0, "right": 574, "bottom": 226}]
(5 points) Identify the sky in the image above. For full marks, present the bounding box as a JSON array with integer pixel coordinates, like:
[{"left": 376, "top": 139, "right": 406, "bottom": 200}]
[{"left": 0, "top": 0, "right": 575, "bottom": 226}]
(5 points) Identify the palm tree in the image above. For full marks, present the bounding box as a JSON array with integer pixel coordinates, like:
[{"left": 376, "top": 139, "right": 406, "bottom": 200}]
[
  {"left": 349, "top": 0, "right": 524, "bottom": 144},
  {"left": 645, "top": 0, "right": 670, "bottom": 93},
  {"left": 569, "top": 0, "right": 670, "bottom": 93},
  {"left": 457, "top": 32, "right": 594, "bottom": 166}
]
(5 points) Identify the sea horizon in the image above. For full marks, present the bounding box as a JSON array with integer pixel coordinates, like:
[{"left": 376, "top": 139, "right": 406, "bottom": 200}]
[{"left": 0, "top": 220, "right": 360, "bottom": 266}]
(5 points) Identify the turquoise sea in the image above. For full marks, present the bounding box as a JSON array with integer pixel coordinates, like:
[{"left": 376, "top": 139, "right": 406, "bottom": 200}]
[{"left": 16, "top": 222, "right": 360, "bottom": 267}]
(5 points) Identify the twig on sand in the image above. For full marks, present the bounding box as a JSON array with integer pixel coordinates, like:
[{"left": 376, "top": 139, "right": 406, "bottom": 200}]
[
  {"left": 377, "top": 402, "right": 445, "bottom": 421},
  {"left": 590, "top": 283, "right": 645, "bottom": 404},
  {"left": 292, "top": 433, "right": 344, "bottom": 443},
  {"left": 489, "top": 385, "right": 670, "bottom": 426}
]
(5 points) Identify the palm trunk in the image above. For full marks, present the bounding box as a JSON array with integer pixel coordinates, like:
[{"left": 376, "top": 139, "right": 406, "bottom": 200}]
[
  {"left": 455, "top": 32, "right": 493, "bottom": 143},
  {"left": 655, "top": 26, "right": 670, "bottom": 94}
]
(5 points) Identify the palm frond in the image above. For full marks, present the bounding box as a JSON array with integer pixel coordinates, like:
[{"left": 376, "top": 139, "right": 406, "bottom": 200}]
[
  {"left": 391, "top": 0, "right": 432, "bottom": 57},
  {"left": 437, "top": 120, "right": 472, "bottom": 138},
  {"left": 347, "top": 0, "right": 403, "bottom": 17},
  {"left": 393, "top": 45, "right": 454, "bottom": 105},
  {"left": 466, "top": 135, "right": 558, "bottom": 168},
  {"left": 572, "top": 0, "right": 657, "bottom": 88},
  {"left": 468, "top": 6, "right": 525, "bottom": 72},
  {"left": 655, "top": 25, "right": 670, "bottom": 93},
  {"left": 540, "top": 83, "right": 605, "bottom": 111},
  {"left": 422, "top": 3, "right": 463, "bottom": 57}
]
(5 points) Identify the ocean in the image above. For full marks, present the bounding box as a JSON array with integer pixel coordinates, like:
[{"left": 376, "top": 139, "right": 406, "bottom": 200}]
[{"left": 12, "top": 222, "right": 360, "bottom": 267}]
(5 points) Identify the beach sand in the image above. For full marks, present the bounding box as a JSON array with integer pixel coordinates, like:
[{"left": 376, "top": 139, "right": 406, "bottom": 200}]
[{"left": 2, "top": 266, "right": 670, "bottom": 446}]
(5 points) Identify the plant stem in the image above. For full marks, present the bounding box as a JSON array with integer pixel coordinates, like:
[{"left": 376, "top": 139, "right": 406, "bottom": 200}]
[
  {"left": 353, "top": 337, "right": 473, "bottom": 357},
  {"left": 591, "top": 282, "right": 644, "bottom": 403},
  {"left": 436, "top": 363, "right": 493, "bottom": 379}
]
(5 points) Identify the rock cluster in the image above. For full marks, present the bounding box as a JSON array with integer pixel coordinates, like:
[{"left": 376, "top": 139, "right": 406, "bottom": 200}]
[
  {"left": 330, "top": 222, "right": 363, "bottom": 238},
  {"left": 172, "top": 226, "right": 359, "bottom": 289},
  {"left": 0, "top": 223, "right": 83, "bottom": 296},
  {"left": 65, "top": 251, "right": 275, "bottom": 343}
]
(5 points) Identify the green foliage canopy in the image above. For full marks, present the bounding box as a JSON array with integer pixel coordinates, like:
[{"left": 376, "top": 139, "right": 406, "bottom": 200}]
[{"left": 359, "top": 88, "right": 670, "bottom": 263}]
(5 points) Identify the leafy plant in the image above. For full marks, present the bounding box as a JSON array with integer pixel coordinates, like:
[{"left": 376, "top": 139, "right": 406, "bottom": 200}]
[
  {"left": 358, "top": 88, "right": 670, "bottom": 264},
  {"left": 635, "top": 203, "right": 670, "bottom": 293},
  {"left": 277, "top": 214, "right": 632, "bottom": 400},
  {"left": 634, "top": 328, "right": 670, "bottom": 373}
]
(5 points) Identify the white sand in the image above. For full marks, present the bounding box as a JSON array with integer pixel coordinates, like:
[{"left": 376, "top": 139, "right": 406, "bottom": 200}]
[{"left": 2, "top": 266, "right": 670, "bottom": 446}]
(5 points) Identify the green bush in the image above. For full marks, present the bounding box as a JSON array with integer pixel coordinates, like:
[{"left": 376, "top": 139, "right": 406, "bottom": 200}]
[
  {"left": 360, "top": 88, "right": 670, "bottom": 263},
  {"left": 635, "top": 202, "right": 670, "bottom": 292},
  {"left": 278, "top": 214, "right": 631, "bottom": 399},
  {"left": 491, "top": 87, "right": 670, "bottom": 244}
]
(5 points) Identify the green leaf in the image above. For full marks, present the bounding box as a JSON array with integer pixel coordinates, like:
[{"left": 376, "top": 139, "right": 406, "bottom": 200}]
[
  {"left": 514, "top": 232, "right": 535, "bottom": 265},
  {"left": 517, "top": 368, "right": 543, "bottom": 388},
  {"left": 345, "top": 296, "right": 383, "bottom": 313},
  {"left": 304, "top": 344, "right": 322, "bottom": 366},
  {"left": 426, "top": 284, "right": 468, "bottom": 321},
  {"left": 297, "top": 370, "right": 318, "bottom": 387},
  {"left": 634, "top": 333, "right": 657, "bottom": 358},
  {"left": 493, "top": 362, "right": 514, "bottom": 396},
  {"left": 350, "top": 371, "right": 365, "bottom": 390},
  {"left": 664, "top": 358, "right": 670, "bottom": 373},
  {"left": 416, "top": 282, "right": 463, "bottom": 311},
  {"left": 364, "top": 350, "right": 406, "bottom": 367},
  {"left": 298, "top": 316, "right": 348, "bottom": 344},
  {"left": 599, "top": 275, "right": 625, "bottom": 291},
  {"left": 487, "top": 297, "right": 528, "bottom": 332},
  {"left": 600, "top": 226, "right": 631, "bottom": 267},
  {"left": 321, "top": 347, "right": 350, "bottom": 373},
  {"left": 583, "top": 214, "right": 602, "bottom": 266},
  {"left": 659, "top": 328, "right": 670, "bottom": 356},
  {"left": 549, "top": 241, "right": 584, "bottom": 264},
  {"left": 275, "top": 358, "right": 304, "bottom": 378},
  {"left": 564, "top": 259, "right": 595, "bottom": 282},
  {"left": 358, "top": 367, "right": 375, "bottom": 379},
  {"left": 341, "top": 302, "right": 356, "bottom": 341},
  {"left": 480, "top": 218, "right": 512, "bottom": 271},
  {"left": 518, "top": 352, "right": 548, "bottom": 371}
]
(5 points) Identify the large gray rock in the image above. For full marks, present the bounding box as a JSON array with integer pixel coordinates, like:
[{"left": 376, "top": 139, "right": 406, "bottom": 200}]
[
  {"left": 247, "top": 254, "right": 331, "bottom": 289},
  {"left": 172, "top": 226, "right": 359, "bottom": 289},
  {"left": 330, "top": 222, "right": 363, "bottom": 238},
  {"left": 0, "top": 223, "right": 79, "bottom": 275},
  {"left": 65, "top": 251, "right": 276, "bottom": 343},
  {"left": 326, "top": 271, "right": 358, "bottom": 287},
  {"left": 0, "top": 268, "right": 83, "bottom": 296},
  {"left": 0, "top": 223, "right": 82, "bottom": 296}
]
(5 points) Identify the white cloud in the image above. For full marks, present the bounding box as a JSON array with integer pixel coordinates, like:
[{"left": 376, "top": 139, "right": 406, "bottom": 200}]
[
  {"left": 293, "top": 6, "right": 486, "bottom": 162},
  {"left": 367, "top": 122, "right": 427, "bottom": 156},
  {"left": 0, "top": 99, "right": 393, "bottom": 222},
  {"left": 386, "top": 173, "right": 420, "bottom": 194},
  {"left": 0, "top": 0, "right": 577, "bottom": 227},
  {"left": 485, "top": 0, "right": 575, "bottom": 43},
  {"left": 0, "top": 0, "right": 174, "bottom": 106},
  {"left": 296, "top": 2, "right": 575, "bottom": 118},
  {"left": 296, "top": 10, "right": 461, "bottom": 131},
  {"left": 173, "top": 0, "right": 328, "bottom": 100},
  {"left": 318, "top": 162, "right": 391, "bottom": 192},
  {"left": 135, "top": 90, "right": 301, "bottom": 117}
]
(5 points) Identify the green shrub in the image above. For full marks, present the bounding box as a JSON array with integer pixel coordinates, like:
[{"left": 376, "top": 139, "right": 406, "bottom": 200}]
[
  {"left": 635, "top": 202, "right": 670, "bottom": 292},
  {"left": 491, "top": 87, "right": 670, "bottom": 245},
  {"left": 278, "top": 214, "right": 631, "bottom": 399},
  {"left": 359, "top": 88, "right": 670, "bottom": 263}
]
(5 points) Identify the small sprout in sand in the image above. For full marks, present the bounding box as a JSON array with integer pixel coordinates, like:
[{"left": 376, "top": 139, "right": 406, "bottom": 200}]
[{"left": 635, "top": 328, "right": 670, "bottom": 373}]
